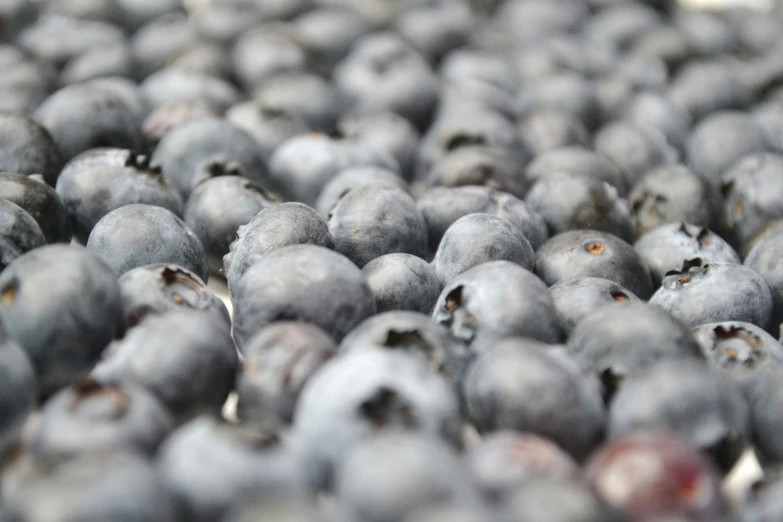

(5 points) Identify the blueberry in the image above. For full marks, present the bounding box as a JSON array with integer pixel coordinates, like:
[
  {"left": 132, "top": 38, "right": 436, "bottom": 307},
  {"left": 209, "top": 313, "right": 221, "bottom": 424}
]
[
  {"left": 566, "top": 301, "right": 704, "bottom": 402},
  {"left": 467, "top": 431, "right": 580, "bottom": 501},
  {"left": 224, "top": 203, "right": 334, "bottom": 296},
  {"left": 223, "top": 495, "right": 320, "bottom": 522},
  {"left": 550, "top": 277, "right": 640, "bottom": 336},
  {"left": 236, "top": 321, "right": 336, "bottom": 423},
  {"left": 59, "top": 42, "right": 138, "bottom": 86},
  {"left": 185, "top": 176, "right": 280, "bottom": 272},
  {"left": 634, "top": 223, "right": 739, "bottom": 286},
  {"left": 628, "top": 165, "right": 721, "bottom": 236},
  {"left": 432, "top": 213, "right": 534, "bottom": 285},
  {"left": 0, "top": 331, "right": 35, "bottom": 456},
  {"left": 362, "top": 254, "right": 441, "bottom": 314},
  {"left": 439, "top": 50, "right": 517, "bottom": 95},
  {"left": 293, "top": 350, "right": 461, "bottom": 490},
  {"left": 140, "top": 69, "right": 241, "bottom": 113},
  {"left": 231, "top": 245, "right": 375, "bottom": 350},
  {"left": 28, "top": 378, "right": 173, "bottom": 460},
  {"left": 226, "top": 101, "right": 309, "bottom": 161},
  {"left": 142, "top": 100, "right": 219, "bottom": 146},
  {"left": 608, "top": 359, "right": 750, "bottom": 472},
  {"left": 151, "top": 118, "right": 269, "bottom": 200},
  {"left": 743, "top": 476, "right": 783, "bottom": 522},
  {"left": 336, "top": 432, "right": 480, "bottom": 522},
  {"left": 86, "top": 204, "right": 208, "bottom": 281},
  {"left": 292, "top": 7, "right": 369, "bottom": 76},
  {"left": 623, "top": 92, "right": 692, "bottom": 153},
  {"left": 231, "top": 28, "right": 307, "bottom": 91},
  {"left": 130, "top": 11, "right": 197, "bottom": 78},
  {"left": 328, "top": 183, "right": 427, "bottom": 267},
  {"left": 92, "top": 309, "right": 237, "bottom": 421},
  {"left": 158, "top": 415, "right": 308, "bottom": 522},
  {"left": 524, "top": 146, "right": 626, "bottom": 195},
  {"left": 518, "top": 108, "right": 591, "bottom": 155},
  {"left": 433, "top": 261, "right": 563, "bottom": 351},
  {"left": 34, "top": 78, "right": 146, "bottom": 162},
  {"left": 190, "top": 3, "right": 263, "bottom": 48},
  {"left": 583, "top": 2, "right": 663, "bottom": 49},
  {"left": 416, "top": 185, "right": 548, "bottom": 252},
  {"left": 650, "top": 259, "right": 774, "bottom": 330},
  {"left": 0, "top": 245, "right": 123, "bottom": 397},
  {"left": 394, "top": 0, "right": 474, "bottom": 64},
  {"left": 519, "top": 73, "right": 603, "bottom": 131},
  {"left": 686, "top": 111, "right": 771, "bottom": 183},
  {"left": 669, "top": 60, "right": 754, "bottom": 122},
  {"left": 315, "top": 166, "right": 408, "bottom": 219},
  {"left": 118, "top": 263, "right": 230, "bottom": 329},
  {"left": 721, "top": 153, "right": 783, "bottom": 248},
  {"left": 691, "top": 321, "right": 783, "bottom": 390},
  {"left": 525, "top": 172, "right": 635, "bottom": 242},
  {"left": 500, "top": 479, "right": 625, "bottom": 522},
  {"left": 0, "top": 200, "right": 45, "bottom": 270},
  {"left": 3, "top": 451, "right": 182, "bottom": 522},
  {"left": 745, "top": 230, "right": 783, "bottom": 337},
  {"left": 535, "top": 230, "right": 654, "bottom": 299},
  {"left": 744, "top": 369, "right": 783, "bottom": 468},
  {"left": 0, "top": 111, "right": 62, "bottom": 185},
  {"left": 338, "top": 310, "right": 467, "bottom": 383},
  {"left": 56, "top": 149, "right": 183, "bottom": 243}
]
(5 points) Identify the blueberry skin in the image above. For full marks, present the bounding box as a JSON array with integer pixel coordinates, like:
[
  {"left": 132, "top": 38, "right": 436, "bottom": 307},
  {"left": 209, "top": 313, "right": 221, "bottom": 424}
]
[
  {"left": 315, "top": 166, "right": 407, "bottom": 219},
  {"left": 224, "top": 203, "right": 334, "bottom": 297},
  {"left": 525, "top": 172, "right": 635, "bottom": 243},
  {"left": 518, "top": 108, "right": 591, "bottom": 156},
  {"left": 151, "top": 118, "right": 269, "bottom": 201},
  {"left": 650, "top": 260, "right": 774, "bottom": 330},
  {"left": 3, "top": 451, "right": 182, "bottom": 522},
  {"left": 0, "top": 173, "right": 71, "bottom": 244},
  {"left": 92, "top": 309, "right": 238, "bottom": 421},
  {"left": 139, "top": 69, "right": 241, "bottom": 113},
  {"left": 433, "top": 261, "right": 563, "bottom": 352},
  {"left": 500, "top": 479, "right": 625, "bottom": 522},
  {"left": 328, "top": 183, "right": 428, "bottom": 267},
  {"left": 34, "top": 78, "right": 146, "bottom": 163},
  {"left": 0, "top": 111, "right": 62, "bottom": 185},
  {"left": 686, "top": 111, "right": 771, "bottom": 183},
  {"left": 608, "top": 359, "right": 750, "bottom": 472},
  {"left": 59, "top": 42, "right": 137, "bottom": 86},
  {"left": 293, "top": 350, "right": 461, "bottom": 490},
  {"left": 236, "top": 322, "right": 336, "bottom": 423},
  {"left": 464, "top": 338, "right": 606, "bottom": 460},
  {"left": 87, "top": 204, "right": 208, "bottom": 281},
  {"left": 0, "top": 245, "right": 124, "bottom": 398},
  {"left": 130, "top": 12, "right": 198, "bottom": 78},
  {"left": 56, "top": 149, "right": 184, "bottom": 243},
  {"left": 225, "top": 101, "right": 309, "bottom": 162},
  {"left": 722, "top": 153, "right": 783, "bottom": 248},
  {"left": 231, "top": 28, "right": 307, "bottom": 92},
  {"left": 393, "top": 0, "right": 473, "bottom": 63},
  {"left": 669, "top": 60, "right": 754, "bottom": 122},
  {"left": 535, "top": 230, "right": 654, "bottom": 300},
  {"left": 143, "top": 100, "right": 220, "bottom": 146},
  {"left": 362, "top": 254, "right": 441, "bottom": 314},
  {"left": 416, "top": 186, "right": 548, "bottom": 252},
  {"left": 624, "top": 91, "right": 692, "bottom": 154},
  {"left": 628, "top": 165, "right": 721, "bottom": 236},
  {"left": 0, "top": 334, "right": 36, "bottom": 456},
  {"left": 118, "top": 263, "right": 230, "bottom": 330},
  {"left": 158, "top": 416, "right": 308, "bottom": 522},
  {"left": 336, "top": 432, "right": 481, "bottom": 522},
  {"left": 232, "top": 245, "right": 375, "bottom": 350},
  {"left": 550, "top": 277, "right": 640, "bottom": 336},
  {"left": 432, "top": 214, "right": 534, "bottom": 285},
  {"left": 744, "top": 370, "right": 783, "bottom": 467},
  {"left": 525, "top": 146, "right": 627, "bottom": 195},
  {"left": 691, "top": 321, "right": 783, "bottom": 390},
  {"left": 743, "top": 476, "right": 783, "bottom": 522},
  {"left": 0, "top": 200, "right": 45, "bottom": 271},
  {"left": 184, "top": 175, "right": 279, "bottom": 272},
  {"left": 28, "top": 378, "right": 174, "bottom": 460},
  {"left": 566, "top": 302, "right": 704, "bottom": 401},
  {"left": 254, "top": 72, "right": 345, "bottom": 134},
  {"left": 746, "top": 230, "right": 783, "bottom": 337},
  {"left": 634, "top": 223, "right": 739, "bottom": 286}
]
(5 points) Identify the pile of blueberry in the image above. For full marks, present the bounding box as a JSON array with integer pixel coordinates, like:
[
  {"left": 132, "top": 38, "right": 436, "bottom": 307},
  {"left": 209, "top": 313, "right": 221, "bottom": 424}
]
[{"left": 6, "top": 0, "right": 783, "bottom": 520}]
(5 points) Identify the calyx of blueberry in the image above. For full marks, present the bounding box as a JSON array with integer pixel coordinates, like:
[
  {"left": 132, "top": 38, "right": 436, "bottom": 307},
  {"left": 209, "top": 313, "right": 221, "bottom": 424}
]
[
  {"left": 70, "top": 378, "right": 130, "bottom": 418},
  {"left": 712, "top": 325, "right": 764, "bottom": 367},
  {"left": 664, "top": 258, "right": 709, "bottom": 287},
  {"left": 359, "top": 386, "right": 418, "bottom": 429},
  {"left": 124, "top": 151, "right": 162, "bottom": 177},
  {"left": 383, "top": 328, "right": 443, "bottom": 372},
  {"left": 434, "top": 285, "right": 476, "bottom": 342},
  {"left": 677, "top": 222, "right": 711, "bottom": 247}
]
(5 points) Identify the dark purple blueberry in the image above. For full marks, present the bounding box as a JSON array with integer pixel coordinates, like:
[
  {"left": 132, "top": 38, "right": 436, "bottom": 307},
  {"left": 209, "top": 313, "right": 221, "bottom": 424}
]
[
  {"left": 0, "top": 245, "right": 124, "bottom": 397},
  {"left": 525, "top": 146, "right": 626, "bottom": 195},
  {"left": 362, "top": 254, "right": 441, "bottom": 315},
  {"left": 224, "top": 203, "right": 334, "bottom": 296},
  {"left": 29, "top": 378, "right": 174, "bottom": 460},
  {"left": 0, "top": 330, "right": 36, "bottom": 456},
  {"left": 608, "top": 359, "right": 750, "bottom": 472},
  {"left": 433, "top": 261, "right": 563, "bottom": 352},
  {"left": 236, "top": 321, "right": 336, "bottom": 423},
  {"left": 293, "top": 349, "right": 461, "bottom": 490},
  {"left": 184, "top": 176, "right": 279, "bottom": 272},
  {"left": 535, "top": 230, "right": 654, "bottom": 299},
  {"left": 118, "top": 263, "right": 230, "bottom": 330},
  {"left": 0, "top": 199, "right": 45, "bottom": 270},
  {"left": 650, "top": 259, "right": 773, "bottom": 330},
  {"left": 328, "top": 183, "right": 427, "bottom": 267},
  {"left": 550, "top": 277, "right": 640, "bottom": 336},
  {"left": 231, "top": 245, "right": 375, "bottom": 349},
  {"left": 566, "top": 302, "right": 704, "bottom": 402},
  {"left": 464, "top": 337, "right": 606, "bottom": 460},
  {"left": 86, "top": 204, "right": 208, "bottom": 281},
  {"left": 92, "top": 309, "right": 237, "bottom": 421},
  {"left": 56, "top": 149, "right": 183, "bottom": 243},
  {"left": 0, "top": 111, "right": 62, "bottom": 185},
  {"left": 634, "top": 223, "right": 739, "bottom": 286},
  {"left": 432, "top": 213, "right": 534, "bottom": 285},
  {"left": 315, "top": 166, "right": 407, "bottom": 218}
]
